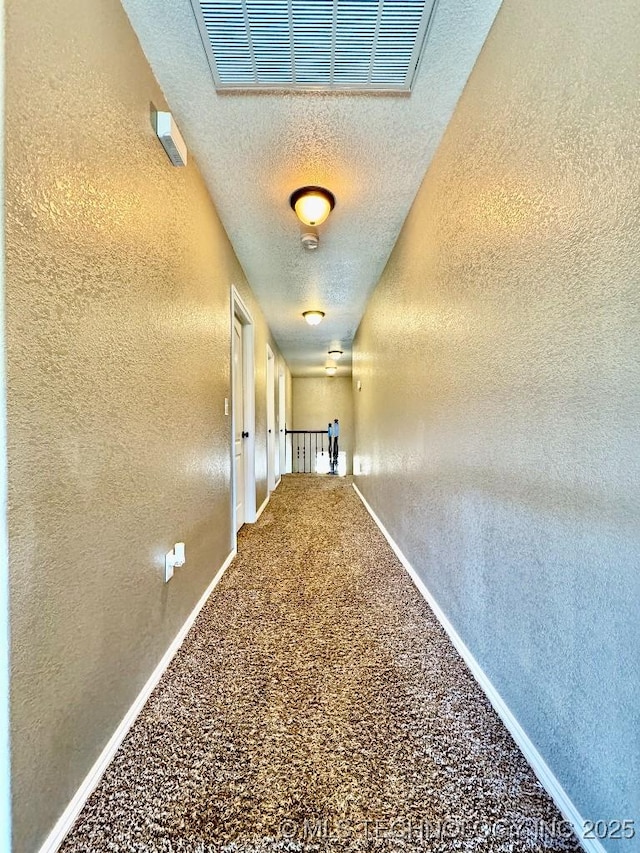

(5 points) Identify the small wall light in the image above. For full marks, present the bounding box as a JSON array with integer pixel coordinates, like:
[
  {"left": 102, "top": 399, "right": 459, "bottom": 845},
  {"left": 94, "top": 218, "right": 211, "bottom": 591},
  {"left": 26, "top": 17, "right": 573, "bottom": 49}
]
[
  {"left": 290, "top": 186, "right": 335, "bottom": 227},
  {"left": 325, "top": 366, "right": 337, "bottom": 376},
  {"left": 303, "top": 310, "right": 325, "bottom": 326},
  {"left": 328, "top": 349, "right": 343, "bottom": 360},
  {"left": 155, "top": 111, "right": 188, "bottom": 167}
]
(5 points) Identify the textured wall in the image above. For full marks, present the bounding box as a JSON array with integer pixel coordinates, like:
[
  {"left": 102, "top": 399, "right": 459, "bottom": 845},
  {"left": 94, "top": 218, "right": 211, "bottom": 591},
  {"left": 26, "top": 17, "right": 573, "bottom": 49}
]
[
  {"left": 4, "top": 0, "right": 287, "bottom": 850},
  {"left": 293, "top": 378, "right": 354, "bottom": 474},
  {"left": 353, "top": 0, "right": 640, "bottom": 844},
  {"left": 0, "top": 0, "right": 11, "bottom": 847}
]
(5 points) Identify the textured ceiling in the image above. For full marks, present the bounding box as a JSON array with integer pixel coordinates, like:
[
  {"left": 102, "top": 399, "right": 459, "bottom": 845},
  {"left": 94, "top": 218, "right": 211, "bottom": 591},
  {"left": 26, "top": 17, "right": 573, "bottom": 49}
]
[{"left": 120, "top": 0, "right": 503, "bottom": 376}]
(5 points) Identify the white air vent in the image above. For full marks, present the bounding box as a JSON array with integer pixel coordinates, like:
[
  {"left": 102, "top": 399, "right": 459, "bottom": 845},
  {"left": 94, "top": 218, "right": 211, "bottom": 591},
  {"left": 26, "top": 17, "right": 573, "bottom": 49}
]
[{"left": 190, "top": 0, "right": 437, "bottom": 93}]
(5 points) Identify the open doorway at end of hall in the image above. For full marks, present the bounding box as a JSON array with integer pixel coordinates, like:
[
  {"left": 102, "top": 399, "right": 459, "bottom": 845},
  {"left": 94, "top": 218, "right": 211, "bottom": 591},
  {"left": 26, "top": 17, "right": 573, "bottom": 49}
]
[{"left": 290, "top": 376, "right": 354, "bottom": 476}]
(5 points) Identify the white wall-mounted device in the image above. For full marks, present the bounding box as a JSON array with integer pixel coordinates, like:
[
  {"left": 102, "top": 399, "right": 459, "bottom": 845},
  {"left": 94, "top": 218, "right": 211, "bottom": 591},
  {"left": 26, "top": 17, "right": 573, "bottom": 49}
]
[
  {"left": 155, "top": 111, "right": 188, "bottom": 167},
  {"left": 164, "top": 542, "right": 186, "bottom": 582}
]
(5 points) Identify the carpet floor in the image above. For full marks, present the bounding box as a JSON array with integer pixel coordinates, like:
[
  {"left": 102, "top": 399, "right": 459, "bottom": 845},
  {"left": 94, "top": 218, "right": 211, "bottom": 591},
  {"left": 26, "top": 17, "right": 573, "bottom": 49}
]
[{"left": 61, "top": 475, "right": 581, "bottom": 852}]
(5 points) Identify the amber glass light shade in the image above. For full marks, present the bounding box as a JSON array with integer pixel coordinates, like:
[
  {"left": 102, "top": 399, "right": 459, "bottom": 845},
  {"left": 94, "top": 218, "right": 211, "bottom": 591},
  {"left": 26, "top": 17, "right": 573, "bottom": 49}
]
[{"left": 290, "top": 186, "right": 335, "bottom": 227}]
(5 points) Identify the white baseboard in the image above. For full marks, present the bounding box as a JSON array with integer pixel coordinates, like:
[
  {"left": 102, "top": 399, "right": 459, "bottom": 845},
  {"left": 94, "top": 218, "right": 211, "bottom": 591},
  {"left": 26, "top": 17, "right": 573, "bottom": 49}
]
[
  {"left": 352, "top": 483, "right": 603, "bottom": 853},
  {"left": 255, "top": 493, "right": 269, "bottom": 521},
  {"left": 38, "top": 548, "right": 237, "bottom": 853}
]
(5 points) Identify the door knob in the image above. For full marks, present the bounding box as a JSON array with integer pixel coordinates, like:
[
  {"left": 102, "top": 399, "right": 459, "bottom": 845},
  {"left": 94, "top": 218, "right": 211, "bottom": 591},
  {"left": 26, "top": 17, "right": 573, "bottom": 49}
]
[{"left": 242, "top": 431, "right": 249, "bottom": 438}]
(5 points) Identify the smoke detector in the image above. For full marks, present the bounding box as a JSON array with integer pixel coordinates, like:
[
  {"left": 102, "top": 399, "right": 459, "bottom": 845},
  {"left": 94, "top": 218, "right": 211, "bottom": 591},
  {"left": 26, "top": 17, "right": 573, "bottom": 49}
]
[{"left": 301, "top": 229, "right": 319, "bottom": 251}]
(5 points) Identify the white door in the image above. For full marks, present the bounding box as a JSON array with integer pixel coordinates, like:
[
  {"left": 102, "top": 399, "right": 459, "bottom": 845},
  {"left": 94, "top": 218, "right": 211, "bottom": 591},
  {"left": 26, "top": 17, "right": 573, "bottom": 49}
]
[
  {"left": 266, "top": 346, "right": 276, "bottom": 492},
  {"left": 233, "top": 316, "right": 245, "bottom": 530},
  {"left": 278, "top": 370, "right": 286, "bottom": 477},
  {"left": 274, "top": 371, "right": 281, "bottom": 482}
]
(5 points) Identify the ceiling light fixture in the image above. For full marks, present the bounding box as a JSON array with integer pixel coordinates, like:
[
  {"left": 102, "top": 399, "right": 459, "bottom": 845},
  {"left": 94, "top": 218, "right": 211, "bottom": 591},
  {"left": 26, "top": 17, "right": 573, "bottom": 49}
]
[
  {"left": 325, "top": 366, "right": 337, "bottom": 376},
  {"left": 328, "top": 349, "right": 343, "bottom": 360},
  {"left": 290, "top": 186, "right": 335, "bottom": 227},
  {"left": 302, "top": 310, "right": 325, "bottom": 326}
]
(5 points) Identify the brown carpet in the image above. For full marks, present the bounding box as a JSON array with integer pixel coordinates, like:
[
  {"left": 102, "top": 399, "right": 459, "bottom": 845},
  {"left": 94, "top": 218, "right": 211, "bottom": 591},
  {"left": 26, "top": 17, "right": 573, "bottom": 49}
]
[{"left": 61, "top": 475, "right": 581, "bottom": 852}]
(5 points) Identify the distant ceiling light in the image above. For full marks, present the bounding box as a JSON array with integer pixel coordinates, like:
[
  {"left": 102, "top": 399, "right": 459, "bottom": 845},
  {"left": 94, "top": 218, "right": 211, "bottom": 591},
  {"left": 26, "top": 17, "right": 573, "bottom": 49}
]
[
  {"left": 328, "top": 349, "right": 343, "bottom": 359},
  {"left": 290, "top": 186, "right": 335, "bottom": 227},
  {"left": 325, "top": 366, "right": 337, "bottom": 376},
  {"left": 302, "top": 310, "right": 325, "bottom": 326}
]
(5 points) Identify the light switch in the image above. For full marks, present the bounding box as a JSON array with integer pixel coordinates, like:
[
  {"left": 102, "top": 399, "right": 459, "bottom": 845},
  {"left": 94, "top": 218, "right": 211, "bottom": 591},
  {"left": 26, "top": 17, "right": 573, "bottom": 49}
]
[{"left": 224, "top": 397, "right": 229, "bottom": 416}]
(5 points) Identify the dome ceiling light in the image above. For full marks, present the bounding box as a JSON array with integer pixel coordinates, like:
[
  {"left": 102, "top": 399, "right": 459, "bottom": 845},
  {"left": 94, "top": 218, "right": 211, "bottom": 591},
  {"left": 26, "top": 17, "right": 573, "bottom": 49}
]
[
  {"left": 290, "top": 186, "right": 335, "bottom": 227},
  {"left": 325, "top": 366, "right": 337, "bottom": 376},
  {"left": 302, "top": 310, "right": 325, "bottom": 326},
  {"left": 328, "top": 349, "right": 343, "bottom": 360}
]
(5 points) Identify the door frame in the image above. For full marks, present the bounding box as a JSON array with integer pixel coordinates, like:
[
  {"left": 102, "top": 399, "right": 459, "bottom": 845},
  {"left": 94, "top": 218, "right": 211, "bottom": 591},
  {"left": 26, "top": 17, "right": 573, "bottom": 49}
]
[
  {"left": 266, "top": 345, "right": 276, "bottom": 493},
  {"left": 278, "top": 368, "right": 286, "bottom": 481},
  {"left": 230, "top": 286, "right": 256, "bottom": 543}
]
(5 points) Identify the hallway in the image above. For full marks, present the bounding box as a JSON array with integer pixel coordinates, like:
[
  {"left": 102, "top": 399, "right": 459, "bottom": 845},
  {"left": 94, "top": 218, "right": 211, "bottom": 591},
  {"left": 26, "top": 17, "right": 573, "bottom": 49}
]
[
  {"left": 61, "top": 477, "right": 579, "bottom": 852},
  {"left": 4, "top": 0, "right": 639, "bottom": 848}
]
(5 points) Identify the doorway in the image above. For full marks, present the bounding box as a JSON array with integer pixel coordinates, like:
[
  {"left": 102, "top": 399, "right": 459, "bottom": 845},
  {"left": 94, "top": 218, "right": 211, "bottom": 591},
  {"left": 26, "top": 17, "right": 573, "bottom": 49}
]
[
  {"left": 231, "top": 287, "right": 256, "bottom": 537},
  {"left": 266, "top": 345, "right": 277, "bottom": 492},
  {"left": 278, "top": 369, "right": 286, "bottom": 483},
  {"left": 232, "top": 316, "right": 245, "bottom": 530}
]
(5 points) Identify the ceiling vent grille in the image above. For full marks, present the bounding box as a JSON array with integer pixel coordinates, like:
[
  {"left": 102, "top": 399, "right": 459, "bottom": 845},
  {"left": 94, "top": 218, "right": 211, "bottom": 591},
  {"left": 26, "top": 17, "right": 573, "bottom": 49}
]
[{"left": 191, "top": 0, "right": 438, "bottom": 93}]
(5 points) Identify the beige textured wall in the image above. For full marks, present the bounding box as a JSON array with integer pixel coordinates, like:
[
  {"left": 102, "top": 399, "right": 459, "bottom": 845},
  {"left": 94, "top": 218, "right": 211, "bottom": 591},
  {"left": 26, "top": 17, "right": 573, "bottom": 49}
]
[
  {"left": 4, "top": 1, "right": 288, "bottom": 850},
  {"left": 284, "top": 371, "right": 293, "bottom": 435},
  {"left": 292, "top": 378, "right": 353, "bottom": 474},
  {"left": 353, "top": 0, "right": 640, "bottom": 841},
  {"left": 0, "top": 0, "right": 10, "bottom": 847}
]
